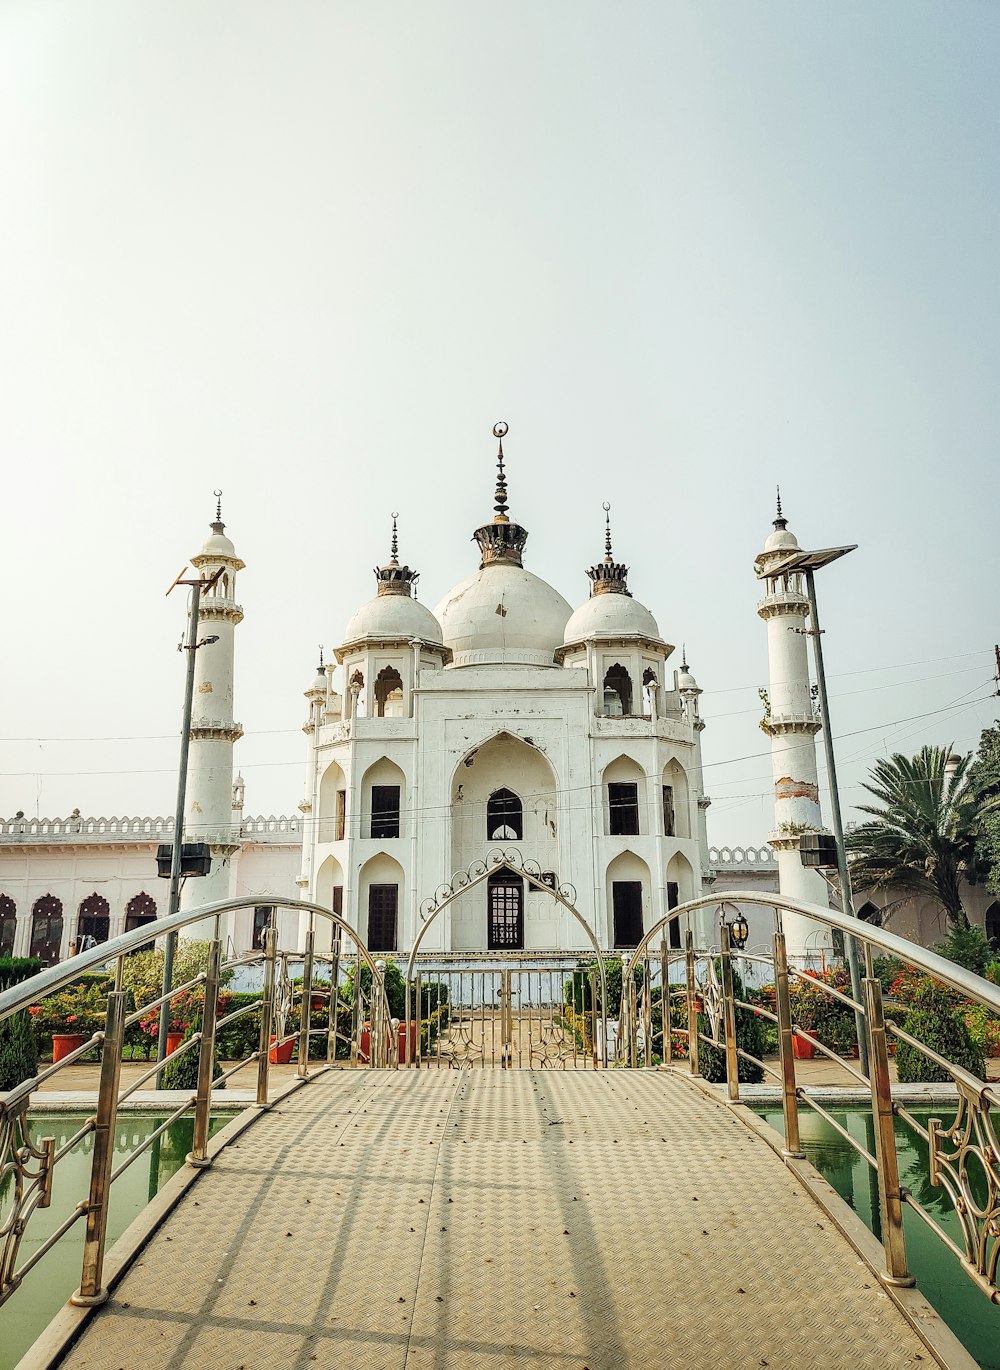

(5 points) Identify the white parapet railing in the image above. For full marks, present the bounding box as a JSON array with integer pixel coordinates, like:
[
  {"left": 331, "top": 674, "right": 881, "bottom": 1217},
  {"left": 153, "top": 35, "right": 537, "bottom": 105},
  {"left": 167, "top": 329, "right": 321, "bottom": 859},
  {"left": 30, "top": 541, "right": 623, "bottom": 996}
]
[{"left": 0, "top": 815, "right": 301, "bottom": 844}]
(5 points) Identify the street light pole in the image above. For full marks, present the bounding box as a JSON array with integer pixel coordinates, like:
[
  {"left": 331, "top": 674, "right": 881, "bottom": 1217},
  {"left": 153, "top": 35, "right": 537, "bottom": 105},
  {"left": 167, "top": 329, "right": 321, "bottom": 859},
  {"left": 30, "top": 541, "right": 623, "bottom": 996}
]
[
  {"left": 802, "top": 566, "right": 870, "bottom": 1077},
  {"left": 156, "top": 566, "right": 223, "bottom": 1081}
]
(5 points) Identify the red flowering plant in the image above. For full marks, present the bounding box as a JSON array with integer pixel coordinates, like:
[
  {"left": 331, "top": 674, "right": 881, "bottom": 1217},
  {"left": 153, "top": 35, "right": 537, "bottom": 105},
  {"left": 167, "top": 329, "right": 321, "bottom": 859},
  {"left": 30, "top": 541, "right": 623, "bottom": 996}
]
[
  {"left": 29, "top": 982, "right": 108, "bottom": 1037},
  {"left": 139, "top": 986, "right": 206, "bottom": 1038}
]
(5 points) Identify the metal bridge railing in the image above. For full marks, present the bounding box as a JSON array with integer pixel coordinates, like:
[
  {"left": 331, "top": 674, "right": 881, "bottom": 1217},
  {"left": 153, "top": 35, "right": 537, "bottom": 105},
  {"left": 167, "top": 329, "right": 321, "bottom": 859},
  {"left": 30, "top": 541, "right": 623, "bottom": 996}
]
[
  {"left": 620, "top": 890, "right": 1000, "bottom": 1306},
  {"left": 0, "top": 895, "right": 394, "bottom": 1311}
]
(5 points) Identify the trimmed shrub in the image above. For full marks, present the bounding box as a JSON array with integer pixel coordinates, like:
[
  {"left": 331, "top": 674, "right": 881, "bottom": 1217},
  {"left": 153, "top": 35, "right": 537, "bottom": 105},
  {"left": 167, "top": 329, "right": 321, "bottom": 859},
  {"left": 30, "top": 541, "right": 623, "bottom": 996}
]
[
  {"left": 160, "top": 1025, "right": 224, "bottom": 1090},
  {"left": 895, "top": 983, "right": 985, "bottom": 1083},
  {"left": 696, "top": 967, "right": 766, "bottom": 1085},
  {"left": 0, "top": 956, "right": 42, "bottom": 1089},
  {"left": 935, "top": 924, "right": 993, "bottom": 976}
]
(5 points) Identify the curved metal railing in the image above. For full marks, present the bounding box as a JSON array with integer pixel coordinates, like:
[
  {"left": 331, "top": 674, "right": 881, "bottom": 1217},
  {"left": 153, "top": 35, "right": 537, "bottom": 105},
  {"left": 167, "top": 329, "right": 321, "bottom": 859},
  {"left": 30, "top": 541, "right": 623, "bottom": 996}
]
[
  {"left": 0, "top": 895, "right": 394, "bottom": 1311},
  {"left": 620, "top": 889, "right": 1000, "bottom": 1305}
]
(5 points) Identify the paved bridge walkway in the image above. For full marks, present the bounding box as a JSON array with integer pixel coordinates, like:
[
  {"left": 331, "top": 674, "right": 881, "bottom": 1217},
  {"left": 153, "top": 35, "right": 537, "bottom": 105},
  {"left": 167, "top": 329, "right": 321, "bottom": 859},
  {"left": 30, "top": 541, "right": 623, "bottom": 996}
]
[{"left": 59, "top": 1070, "right": 935, "bottom": 1369}]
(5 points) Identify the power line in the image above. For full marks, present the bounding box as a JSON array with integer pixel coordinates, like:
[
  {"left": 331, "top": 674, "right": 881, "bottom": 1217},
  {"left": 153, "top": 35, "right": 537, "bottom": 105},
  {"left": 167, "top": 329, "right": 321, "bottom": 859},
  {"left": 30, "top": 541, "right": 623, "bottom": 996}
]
[{"left": 0, "top": 649, "right": 991, "bottom": 744}]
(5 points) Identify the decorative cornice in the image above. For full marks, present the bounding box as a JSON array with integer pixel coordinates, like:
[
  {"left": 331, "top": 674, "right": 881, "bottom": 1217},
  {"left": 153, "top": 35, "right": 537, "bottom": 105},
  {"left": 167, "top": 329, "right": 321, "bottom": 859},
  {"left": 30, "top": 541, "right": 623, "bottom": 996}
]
[
  {"left": 189, "top": 722, "right": 244, "bottom": 743},
  {"left": 197, "top": 601, "right": 244, "bottom": 625},
  {"left": 757, "top": 595, "right": 808, "bottom": 621},
  {"left": 760, "top": 714, "right": 821, "bottom": 737}
]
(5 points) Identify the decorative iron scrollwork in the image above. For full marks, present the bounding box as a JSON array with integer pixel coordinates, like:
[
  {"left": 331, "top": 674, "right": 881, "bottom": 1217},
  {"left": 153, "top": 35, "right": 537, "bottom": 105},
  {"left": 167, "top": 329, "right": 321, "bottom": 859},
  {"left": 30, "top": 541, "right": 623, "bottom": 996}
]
[
  {"left": 0, "top": 1101, "right": 55, "bottom": 1304},
  {"left": 419, "top": 849, "right": 522, "bottom": 922},
  {"left": 928, "top": 1082, "right": 1000, "bottom": 1295}
]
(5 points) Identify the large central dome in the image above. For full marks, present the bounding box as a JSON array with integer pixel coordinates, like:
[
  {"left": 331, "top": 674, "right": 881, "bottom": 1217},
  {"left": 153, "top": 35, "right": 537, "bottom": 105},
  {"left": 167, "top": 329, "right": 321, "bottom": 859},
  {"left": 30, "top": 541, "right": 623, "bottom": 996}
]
[{"left": 434, "top": 563, "right": 572, "bottom": 666}]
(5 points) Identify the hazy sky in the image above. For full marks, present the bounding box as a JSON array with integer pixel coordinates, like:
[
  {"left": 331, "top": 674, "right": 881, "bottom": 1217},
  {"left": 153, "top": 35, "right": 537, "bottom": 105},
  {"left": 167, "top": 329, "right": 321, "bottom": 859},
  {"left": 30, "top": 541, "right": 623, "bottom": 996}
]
[{"left": 1, "top": 1, "right": 997, "bottom": 848}]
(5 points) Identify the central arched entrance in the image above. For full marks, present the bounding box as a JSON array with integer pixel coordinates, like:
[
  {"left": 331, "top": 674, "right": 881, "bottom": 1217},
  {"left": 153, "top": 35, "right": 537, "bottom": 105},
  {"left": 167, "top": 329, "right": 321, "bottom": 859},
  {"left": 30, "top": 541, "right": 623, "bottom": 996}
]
[{"left": 405, "top": 849, "right": 609, "bottom": 1068}]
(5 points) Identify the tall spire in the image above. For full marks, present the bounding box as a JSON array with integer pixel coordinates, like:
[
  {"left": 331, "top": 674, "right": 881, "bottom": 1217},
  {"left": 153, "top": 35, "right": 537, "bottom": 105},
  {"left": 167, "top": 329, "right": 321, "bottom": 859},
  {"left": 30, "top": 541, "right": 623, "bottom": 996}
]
[
  {"left": 773, "top": 485, "right": 787, "bottom": 531},
  {"left": 493, "top": 422, "right": 509, "bottom": 520},
  {"left": 473, "top": 421, "right": 529, "bottom": 568},
  {"left": 375, "top": 513, "right": 419, "bottom": 596},
  {"left": 586, "top": 501, "right": 630, "bottom": 596},
  {"left": 212, "top": 488, "right": 225, "bottom": 534}
]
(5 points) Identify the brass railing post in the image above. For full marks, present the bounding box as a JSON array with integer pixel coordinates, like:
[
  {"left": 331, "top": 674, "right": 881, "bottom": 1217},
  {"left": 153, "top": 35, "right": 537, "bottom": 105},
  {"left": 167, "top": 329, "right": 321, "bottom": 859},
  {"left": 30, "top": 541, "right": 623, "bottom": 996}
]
[
  {"left": 500, "top": 969, "right": 513, "bottom": 1067},
  {"left": 720, "top": 923, "right": 739, "bottom": 1101},
  {"left": 256, "top": 925, "right": 277, "bottom": 1106},
  {"left": 661, "top": 943, "right": 672, "bottom": 1066},
  {"left": 298, "top": 925, "right": 315, "bottom": 1080},
  {"left": 373, "top": 960, "right": 386, "bottom": 1068},
  {"left": 774, "top": 929, "right": 804, "bottom": 1158},
  {"left": 642, "top": 958, "right": 652, "bottom": 1068},
  {"left": 685, "top": 929, "right": 699, "bottom": 1077},
  {"left": 72, "top": 988, "right": 127, "bottom": 1306},
  {"left": 187, "top": 937, "right": 221, "bottom": 1168},
  {"left": 413, "top": 972, "right": 422, "bottom": 1068},
  {"left": 351, "top": 964, "right": 362, "bottom": 1066},
  {"left": 327, "top": 929, "right": 342, "bottom": 1064},
  {"left": 864, "top": 976, "right": 914, "bottom": 1286}
]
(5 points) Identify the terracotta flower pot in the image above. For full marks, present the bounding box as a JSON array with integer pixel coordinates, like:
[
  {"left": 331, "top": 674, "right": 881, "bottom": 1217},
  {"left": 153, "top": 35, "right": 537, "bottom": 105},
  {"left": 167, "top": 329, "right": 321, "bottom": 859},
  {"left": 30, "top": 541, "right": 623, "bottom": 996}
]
[
  {"left": 52, "top": 1033, "right": 87, "bottom": 1063},
  {"left": 166, "top": 1031, "right": 185, "bottom": 1056},
  {"left": 269, "top": 1035, "right": 295, "bottom": 1065},
  {"left": 791, "top": 1032, "right": 816, "bottom": 1061}
]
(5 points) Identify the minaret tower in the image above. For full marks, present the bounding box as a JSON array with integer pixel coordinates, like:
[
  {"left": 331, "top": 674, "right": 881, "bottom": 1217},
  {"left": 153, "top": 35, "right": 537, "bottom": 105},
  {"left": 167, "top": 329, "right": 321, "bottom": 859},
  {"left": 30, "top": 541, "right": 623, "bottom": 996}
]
[
  {"left": 180, "top": 494, "right": 245, "bottom": 927},
  {"left": 756, "top": 493, "right": 831, "bottom": 957}
]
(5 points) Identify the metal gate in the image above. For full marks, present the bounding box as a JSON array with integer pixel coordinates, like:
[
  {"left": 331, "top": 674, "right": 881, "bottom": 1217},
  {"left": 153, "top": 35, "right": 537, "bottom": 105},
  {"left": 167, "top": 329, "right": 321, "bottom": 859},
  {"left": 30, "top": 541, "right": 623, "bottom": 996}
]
[{"left": 406, "top": 956, "right": 609, "bottom": 1068}]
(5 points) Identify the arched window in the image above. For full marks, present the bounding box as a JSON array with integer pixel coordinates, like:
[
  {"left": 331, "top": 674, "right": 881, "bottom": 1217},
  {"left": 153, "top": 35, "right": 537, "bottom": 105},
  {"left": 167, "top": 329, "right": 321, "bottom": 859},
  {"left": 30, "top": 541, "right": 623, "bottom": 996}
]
[
  {"left": 857, "top": 901, "right": 882, "bottom": 927},
  {"left": 374, "top": 666, "right": 404, "bottom": 718},
  {"left": 487, "top": 788, "right": 523, "bottom": 842},
  {"left": 986, "top": 902, "right": 1000, "bottom": 950},
  {"left": 125, "top": 893, "right": 157, "bottom": 951},
  {"left": 31, "top": 894, "right": 63, "bottom": 966},
  {"left": 77, "top": 893, "right": 110, "bottom": 950},
  {"left": 125, "top": 892, "right": 157, "bottom": 932},
  {"left": 603, "top": 664, "right": 633, "bottom": 717},
  {"left": 253, "top": 905, "right": 274, "bottom": 950},
  {"left": 0, "top": 895, "right": 16, "bottom": 956},
  {"left": 487, "top": 869, "right": 524, "bottom": 950}
]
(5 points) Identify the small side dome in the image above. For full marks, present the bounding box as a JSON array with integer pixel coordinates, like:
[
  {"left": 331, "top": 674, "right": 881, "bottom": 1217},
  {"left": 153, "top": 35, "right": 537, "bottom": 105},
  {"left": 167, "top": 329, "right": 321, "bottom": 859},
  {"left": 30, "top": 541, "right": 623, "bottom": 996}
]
[
  {"left": 563, "top": 593, "right": 660, "bottom": 644},
  {"left": 763, "top": 524, "right": 800, "bottom": 553},
  {"left": 343, "top": 593, "right": 443, "bottom": 645},
  {"left": 200, "top": 492, "right": 238, "bottom": 558},
  {"left": 762, "top": 488, "right": 800, "bottom": 553},
  {"left": 563, "top": 503, "right": 662, "bottom": 644},
  {"left": 340, "top": 515, "right": 444, "bottom": 646}
]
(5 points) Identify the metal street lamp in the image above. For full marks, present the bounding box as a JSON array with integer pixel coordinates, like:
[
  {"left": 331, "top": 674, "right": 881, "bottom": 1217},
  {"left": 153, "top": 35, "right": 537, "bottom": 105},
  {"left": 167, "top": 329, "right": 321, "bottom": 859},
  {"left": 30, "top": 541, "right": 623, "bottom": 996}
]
[
  {"left": 156, "top": 566, "right": 224, "bottom": 1081},
  {"left": 765, "top": 543, "right": 869, "bottom": 1074}
]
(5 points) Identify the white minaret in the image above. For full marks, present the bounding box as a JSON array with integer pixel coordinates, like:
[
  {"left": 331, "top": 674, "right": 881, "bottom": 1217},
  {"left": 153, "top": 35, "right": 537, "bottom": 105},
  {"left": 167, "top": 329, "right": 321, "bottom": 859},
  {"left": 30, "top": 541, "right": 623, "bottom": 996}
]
[
  {"left": 756, "top": 495, "right": 832, "bottom": 960},
  {"left": 180, "top": 495, "right": 245, "bottom": 933},
  {"left": 676, "top": 651, "right": 712, "bottom": 890}
]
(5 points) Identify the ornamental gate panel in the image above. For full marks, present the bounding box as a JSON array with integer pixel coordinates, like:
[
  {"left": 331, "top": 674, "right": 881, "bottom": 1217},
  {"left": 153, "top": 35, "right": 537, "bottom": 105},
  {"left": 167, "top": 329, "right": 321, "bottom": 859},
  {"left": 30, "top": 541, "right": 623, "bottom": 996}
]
[{"left": 408, "top": 955, "right": 607, "bottom": 1068}]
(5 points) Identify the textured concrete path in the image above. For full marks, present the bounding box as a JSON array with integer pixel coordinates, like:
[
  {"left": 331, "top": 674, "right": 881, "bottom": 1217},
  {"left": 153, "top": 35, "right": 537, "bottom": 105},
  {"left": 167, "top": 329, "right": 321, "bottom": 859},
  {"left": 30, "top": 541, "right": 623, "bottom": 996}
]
[{"left": 59, "top": 1070, "right": 933, "bottom": 1369}]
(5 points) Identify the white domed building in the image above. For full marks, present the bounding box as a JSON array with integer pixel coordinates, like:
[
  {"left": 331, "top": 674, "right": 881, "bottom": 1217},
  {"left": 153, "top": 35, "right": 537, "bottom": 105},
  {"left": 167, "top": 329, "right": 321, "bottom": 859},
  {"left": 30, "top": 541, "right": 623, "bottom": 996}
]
[{"left": 301, "top": 427, "right": 713, "bottom": 956}]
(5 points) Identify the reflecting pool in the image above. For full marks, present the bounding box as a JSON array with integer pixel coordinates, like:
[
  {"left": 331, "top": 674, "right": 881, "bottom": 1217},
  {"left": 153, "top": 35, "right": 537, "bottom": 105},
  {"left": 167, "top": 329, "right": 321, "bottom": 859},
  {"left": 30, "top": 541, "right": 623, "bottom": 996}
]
[
  {"left": 757, "top": 1105, "right": 1000, "bottom": 1370},
  {"left": 1, "top": 1111, "right": 226, "bottom": 1369}
]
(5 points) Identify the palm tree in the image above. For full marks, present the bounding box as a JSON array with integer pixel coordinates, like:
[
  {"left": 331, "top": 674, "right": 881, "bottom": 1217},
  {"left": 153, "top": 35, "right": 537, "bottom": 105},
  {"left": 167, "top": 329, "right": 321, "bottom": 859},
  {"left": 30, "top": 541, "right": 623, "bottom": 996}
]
[{"left": 845, "top": 745, "right": 994, "bottom": 929}]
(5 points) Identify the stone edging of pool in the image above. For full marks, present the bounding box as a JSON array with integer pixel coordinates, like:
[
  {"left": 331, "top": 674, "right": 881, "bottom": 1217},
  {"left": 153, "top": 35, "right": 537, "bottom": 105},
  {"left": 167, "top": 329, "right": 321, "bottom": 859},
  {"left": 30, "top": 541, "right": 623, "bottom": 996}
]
[
  {"left": 14, "top": 1067, "right": 326, "bottom": 1370},
  {"left": 684, "top": 1072, "right": 979, "bottom": 1370}
]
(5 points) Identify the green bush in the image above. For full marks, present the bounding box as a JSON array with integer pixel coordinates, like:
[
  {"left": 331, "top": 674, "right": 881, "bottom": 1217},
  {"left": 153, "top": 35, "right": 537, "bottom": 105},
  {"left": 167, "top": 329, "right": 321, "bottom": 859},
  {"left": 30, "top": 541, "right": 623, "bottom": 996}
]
[
  {"left": 872, "top": 956, "right": 906, "bottom": 995},
  {"left": 695, "top": 967, "right": 766, "bottom": 1085},
  {"left": 118, "top": 940, "right": 232, "bottom": 1015},
  {"left": 934, "top": 924, "right": 993, "bottom": 976},
  {"left": 0, "top": 956, "right": 42, "bottom": 991},
  {"left": 896, "top": 999, "right": 985, "bottom": 1083},
  {"left": 160, "top": 1025, "right": 224, "bottom": 1090},
  {"left": 0, "top": 1011, "right": 39, "bottom": 1090},
  {"left": 0, "top": 957, "right": 42, "bottom": 1089},
  {"left": 342, "top": 961, "right": 407, "bottom": 1019}
]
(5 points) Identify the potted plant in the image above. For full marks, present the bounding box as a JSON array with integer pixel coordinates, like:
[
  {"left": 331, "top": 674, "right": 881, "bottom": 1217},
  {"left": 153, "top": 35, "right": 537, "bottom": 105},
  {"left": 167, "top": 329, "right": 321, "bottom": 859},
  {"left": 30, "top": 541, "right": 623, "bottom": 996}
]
[
  {"left": 30, "top": 982, "right": 107, "bottom": 1062},
  {"left": 139, "top": 986, "right": 205, "bottom": 1056}
]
